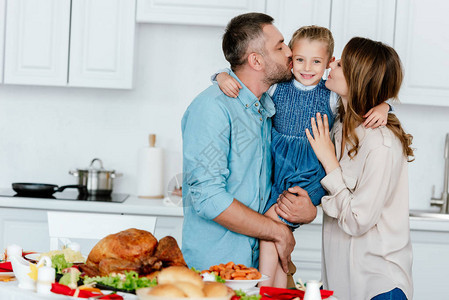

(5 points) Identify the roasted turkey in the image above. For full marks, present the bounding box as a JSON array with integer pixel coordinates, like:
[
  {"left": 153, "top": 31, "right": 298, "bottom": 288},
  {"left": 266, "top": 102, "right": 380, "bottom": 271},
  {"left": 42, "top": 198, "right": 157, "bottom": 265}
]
[{"left": 79, "top": 228, "right": 186, "bottom": 277}]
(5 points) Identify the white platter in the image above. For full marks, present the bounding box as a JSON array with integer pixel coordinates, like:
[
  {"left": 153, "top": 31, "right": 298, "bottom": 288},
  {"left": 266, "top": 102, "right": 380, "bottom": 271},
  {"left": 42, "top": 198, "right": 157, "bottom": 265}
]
[{"left": 24, "top": 253, "right": 85, "bottom": 264}]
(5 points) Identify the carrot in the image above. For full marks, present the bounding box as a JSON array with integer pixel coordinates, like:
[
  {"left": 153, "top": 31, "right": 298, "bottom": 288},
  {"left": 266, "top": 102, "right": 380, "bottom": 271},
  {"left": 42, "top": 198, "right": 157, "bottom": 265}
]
[{"left": 205, "top": 262, "right": 262, "bottom": 280}]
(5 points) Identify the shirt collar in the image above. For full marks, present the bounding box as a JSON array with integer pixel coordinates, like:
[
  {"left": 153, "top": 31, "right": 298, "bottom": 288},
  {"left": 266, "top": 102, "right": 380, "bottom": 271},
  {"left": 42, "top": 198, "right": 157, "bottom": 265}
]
[
  {"left": 229, "top": 71, "right": 275, "bottom": 118},
  {"left": 292, "top": 78, "right": 325, "bottom": 91}
]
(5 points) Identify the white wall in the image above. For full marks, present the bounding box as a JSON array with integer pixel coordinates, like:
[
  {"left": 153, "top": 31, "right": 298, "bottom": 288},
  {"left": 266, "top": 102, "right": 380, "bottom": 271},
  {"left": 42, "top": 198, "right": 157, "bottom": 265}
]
[{"left": 0, "top": 23, "right": 448, "bottom": 210}]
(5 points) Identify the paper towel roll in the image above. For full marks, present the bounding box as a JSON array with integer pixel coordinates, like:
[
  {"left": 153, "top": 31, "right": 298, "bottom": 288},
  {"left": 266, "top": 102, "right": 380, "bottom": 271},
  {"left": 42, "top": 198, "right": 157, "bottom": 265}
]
[{"left": 137, "top": 135, "right": 164, "bottom": 198}]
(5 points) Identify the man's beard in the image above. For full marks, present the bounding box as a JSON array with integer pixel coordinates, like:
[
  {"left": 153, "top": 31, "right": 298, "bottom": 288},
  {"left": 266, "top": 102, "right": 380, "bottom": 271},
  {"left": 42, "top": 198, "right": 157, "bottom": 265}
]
[{"left": 263, "top": 60, "right": 292, "bottom": 86}]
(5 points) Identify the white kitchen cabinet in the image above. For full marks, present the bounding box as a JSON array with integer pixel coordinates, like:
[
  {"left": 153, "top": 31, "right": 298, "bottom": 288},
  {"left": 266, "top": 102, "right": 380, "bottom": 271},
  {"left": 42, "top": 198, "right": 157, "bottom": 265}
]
[
  {"left": 291, "top": 222, "right": 322, "bottom": 282},
  {"left": 0, "top": 0, "right": 6, "bottom": 83},
  {"left": 3, "top": 0, "right": 136, "bottom": 89},
  {"left": 410, "top": 226, "right": 449, "bottom": 299},
  {"left": 0, "top": 204, "right": 183, "bottom": 255},
  {"left": 265, "top": 0, "right": 395, "bottom": 59},
  {"left": 136, "top": 0, "right": 266, "bottom": 26},
  {"left": 4, "top": 0, "right": 71, "bottom": 86},
  {"left": 153, "top": 216, "right": 183, "bottom": 245},
  {"left": 69, "top": 0, "right": 136, "bottom": 89},
  {"left": 330, "top": 0, "right": 396, "bottom": 58},
  {"left": 0, "top": 208, "right": 50, "bottom": 253},
  {"left": 395, "top": 0, "right": 449, "bottom": 107},
  {"left": 266, "top": 0, "right": 331, "bottom": 44}
]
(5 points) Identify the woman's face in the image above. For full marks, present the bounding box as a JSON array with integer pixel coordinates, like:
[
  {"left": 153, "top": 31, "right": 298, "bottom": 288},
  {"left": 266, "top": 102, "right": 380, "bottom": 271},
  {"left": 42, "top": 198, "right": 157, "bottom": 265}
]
[{"left": 325, "top": 59, "right": 348, "bottom": 104}]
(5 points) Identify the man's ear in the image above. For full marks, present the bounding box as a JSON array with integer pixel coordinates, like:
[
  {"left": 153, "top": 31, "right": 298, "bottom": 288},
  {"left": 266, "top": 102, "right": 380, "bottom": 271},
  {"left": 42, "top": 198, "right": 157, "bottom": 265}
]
[
  {"left": 327, "top": 56, "right": 335, "bottom": 68},
  {"left": 247, "top": 52, "right": 264, "bottom": 71}
]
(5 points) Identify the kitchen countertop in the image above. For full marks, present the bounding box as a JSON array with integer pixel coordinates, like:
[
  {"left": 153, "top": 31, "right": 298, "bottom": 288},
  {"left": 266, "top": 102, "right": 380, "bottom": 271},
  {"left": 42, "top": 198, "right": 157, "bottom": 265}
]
[
  {"left": 0, "top": 192, "right": 183, "bottom": 217},
  {"left": 0, "top": 191, "right": 448, "bottom": 232}
]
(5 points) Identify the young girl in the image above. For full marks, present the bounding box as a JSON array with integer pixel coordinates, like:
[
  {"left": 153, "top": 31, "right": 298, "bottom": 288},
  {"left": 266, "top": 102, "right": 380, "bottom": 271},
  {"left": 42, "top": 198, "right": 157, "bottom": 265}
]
[
  {"left": 215, "top": 26, "right": 391, "bottom": 287},
  {"left": 306, "top": 37, "right": 413, "bottom": 299}
]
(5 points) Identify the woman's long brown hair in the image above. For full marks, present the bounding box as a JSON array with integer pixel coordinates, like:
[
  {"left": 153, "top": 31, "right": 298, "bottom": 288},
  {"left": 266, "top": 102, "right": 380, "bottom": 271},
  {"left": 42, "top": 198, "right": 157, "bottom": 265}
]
[{"left": 338, "top": 37, "right": 414, "bottom": 161}]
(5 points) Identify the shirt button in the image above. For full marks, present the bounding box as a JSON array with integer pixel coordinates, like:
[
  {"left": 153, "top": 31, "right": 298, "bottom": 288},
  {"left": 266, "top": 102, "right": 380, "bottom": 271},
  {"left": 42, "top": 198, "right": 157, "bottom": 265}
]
[
  {"left": 258, "top": 110, "right": 261, "bottom": 113},
  {"left": 245, "top": 104, "right": 249, "bottom": 108},
  {"left": 255, "top": 103, "right": 259, "bottom": 107},
  {"left": 259, "top": 117, "right": 262, "bottom": 121}
]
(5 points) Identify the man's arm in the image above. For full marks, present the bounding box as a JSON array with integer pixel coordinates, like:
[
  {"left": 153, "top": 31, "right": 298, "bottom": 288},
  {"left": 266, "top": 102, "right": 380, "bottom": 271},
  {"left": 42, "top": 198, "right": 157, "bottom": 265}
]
[
  {"left": 214, "top": 199, "right": 295, "bottom": 273},
  {"left": 182, "top": 97, "right": 294, "bottom": 272}
]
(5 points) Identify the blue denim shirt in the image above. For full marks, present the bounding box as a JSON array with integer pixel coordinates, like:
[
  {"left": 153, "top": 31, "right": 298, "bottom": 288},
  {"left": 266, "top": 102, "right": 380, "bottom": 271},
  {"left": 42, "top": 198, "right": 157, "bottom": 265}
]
[{"left": 181, "top": 71, "right": 274, "bottom": 270}]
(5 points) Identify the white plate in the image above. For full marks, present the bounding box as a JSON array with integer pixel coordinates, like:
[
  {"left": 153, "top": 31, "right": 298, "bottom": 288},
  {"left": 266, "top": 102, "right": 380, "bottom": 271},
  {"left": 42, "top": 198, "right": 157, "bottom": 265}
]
[
  {"left": 24, "top": 253, "right": 40, "bottom": 261},
  {"left": 24, "top": 253, "right": 85, "bottom": 263},
  {"left": 224, "top": 274, "right": 269, "bottom": 291}
]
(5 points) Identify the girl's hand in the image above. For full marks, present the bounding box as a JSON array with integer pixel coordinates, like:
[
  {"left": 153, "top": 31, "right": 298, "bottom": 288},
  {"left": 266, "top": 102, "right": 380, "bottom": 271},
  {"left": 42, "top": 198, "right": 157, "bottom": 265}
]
[
  {"left": 216, "top": 73, "right": 242, "bottom": 98},
  {"left": 363, "top": 102, "right": 389, "bottom": 128},
  {"left": 305, "top": 113, "right": 339, "bottom": 174}
]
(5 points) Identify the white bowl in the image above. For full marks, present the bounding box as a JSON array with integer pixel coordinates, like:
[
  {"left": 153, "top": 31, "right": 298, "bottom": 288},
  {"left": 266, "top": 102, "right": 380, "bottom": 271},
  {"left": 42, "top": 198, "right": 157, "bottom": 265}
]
[{"left": 224, "top": 274, "right": 269, "bottom": 291}]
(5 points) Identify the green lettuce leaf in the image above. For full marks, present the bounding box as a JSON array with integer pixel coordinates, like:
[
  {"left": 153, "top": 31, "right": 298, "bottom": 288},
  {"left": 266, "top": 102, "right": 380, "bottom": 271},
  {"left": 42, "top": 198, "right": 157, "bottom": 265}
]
[
  {"left": 235, "top": 289, "right": 262, "bottom": 300},
  {"left": 83, "top": 271, "right": 157, "bottom": 291},
  {"left": 51, "top": 254, "right": 73, "bottom": 274}
]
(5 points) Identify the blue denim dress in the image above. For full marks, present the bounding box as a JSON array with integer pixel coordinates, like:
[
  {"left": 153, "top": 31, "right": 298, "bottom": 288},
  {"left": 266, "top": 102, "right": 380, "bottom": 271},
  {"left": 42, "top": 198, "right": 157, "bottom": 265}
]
[{"left": 265, "top": 79, "right": 335, "bottom": 227}]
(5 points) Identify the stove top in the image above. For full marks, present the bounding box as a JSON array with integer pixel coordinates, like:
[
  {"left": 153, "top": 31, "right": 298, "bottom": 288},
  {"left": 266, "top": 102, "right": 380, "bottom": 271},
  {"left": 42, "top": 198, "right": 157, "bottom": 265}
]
[{"left": 0, "top": 189, "right": 129, "bottom": 203}]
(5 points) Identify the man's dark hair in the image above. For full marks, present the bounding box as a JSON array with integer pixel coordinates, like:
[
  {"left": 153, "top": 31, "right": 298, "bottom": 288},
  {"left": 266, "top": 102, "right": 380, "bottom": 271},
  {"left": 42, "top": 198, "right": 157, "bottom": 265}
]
[{"left": 222, "top": 13, "right": 274, "bottom": 71}]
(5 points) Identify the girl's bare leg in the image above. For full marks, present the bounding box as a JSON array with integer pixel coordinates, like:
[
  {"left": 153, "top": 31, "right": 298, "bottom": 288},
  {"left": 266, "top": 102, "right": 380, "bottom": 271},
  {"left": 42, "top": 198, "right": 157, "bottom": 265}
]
[{"left": 258, "top": 206, "right": 288, "bottom": 288}]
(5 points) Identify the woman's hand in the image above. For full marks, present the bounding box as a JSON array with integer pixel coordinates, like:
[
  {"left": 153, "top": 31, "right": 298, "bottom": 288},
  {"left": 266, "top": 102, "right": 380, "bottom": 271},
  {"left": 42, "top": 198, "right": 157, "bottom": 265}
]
[
  {"left": 305, "top": 113, "right": 339, "bottom": 174},
  {"left": 363, "top": 102, "right": 389, "bottom": 128},
  {"left": 216, "top": 73, "right": 242, "bottom": 98}
]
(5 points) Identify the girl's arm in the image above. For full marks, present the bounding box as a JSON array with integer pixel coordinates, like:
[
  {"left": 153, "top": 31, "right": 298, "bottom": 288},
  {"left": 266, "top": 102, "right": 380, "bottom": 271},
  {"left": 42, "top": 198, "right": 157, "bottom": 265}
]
[
  {"left": 363, "top": 102, "right": 391, "bottom": 128},
  {"left": 210, "top": 68, "right": 230, "bottom": 82},
  {"left": 329, "top": 93, "right": 394, "bottom": 128},
  {"left": 211, "top": 68, "right": 241, "bottom": 98},
  {"left": 306, "top": 113, "right": 396, "bottom": 236},
  {"left": 216, "top": 73, "right": 242, "bottom": 98}
]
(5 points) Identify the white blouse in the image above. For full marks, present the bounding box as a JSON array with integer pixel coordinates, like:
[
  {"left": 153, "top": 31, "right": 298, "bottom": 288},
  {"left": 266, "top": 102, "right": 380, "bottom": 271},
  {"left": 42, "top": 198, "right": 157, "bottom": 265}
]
[{"left": 320, "top": 121, "right": 413, "bottom": 300}]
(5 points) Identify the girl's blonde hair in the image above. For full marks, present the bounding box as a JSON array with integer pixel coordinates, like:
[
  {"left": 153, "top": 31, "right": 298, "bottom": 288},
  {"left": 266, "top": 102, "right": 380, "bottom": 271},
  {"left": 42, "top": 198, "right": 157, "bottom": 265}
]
[
  {"left": 338, "top": 37, "right": 414, "bottom": 161},
  {"left": 288, "top": 25, "right": 334, "bottom": 59}
]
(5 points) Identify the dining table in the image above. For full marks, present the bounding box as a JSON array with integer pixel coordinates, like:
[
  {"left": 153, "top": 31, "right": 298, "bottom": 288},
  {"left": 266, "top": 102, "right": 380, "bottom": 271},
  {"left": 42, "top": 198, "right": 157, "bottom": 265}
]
[{"left": 0, "top": 280, "right": 138, "bottom": 300}]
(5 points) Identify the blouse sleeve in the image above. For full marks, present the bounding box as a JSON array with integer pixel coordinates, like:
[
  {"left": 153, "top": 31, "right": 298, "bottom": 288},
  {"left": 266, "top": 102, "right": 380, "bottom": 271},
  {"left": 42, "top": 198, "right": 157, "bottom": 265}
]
[{"left": 320, "top": 145, "right": 395, "bottom": 237}]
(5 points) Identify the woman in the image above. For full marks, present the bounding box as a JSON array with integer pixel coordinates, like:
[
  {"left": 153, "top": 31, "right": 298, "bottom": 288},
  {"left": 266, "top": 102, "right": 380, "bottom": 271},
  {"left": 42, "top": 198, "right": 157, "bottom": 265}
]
[{"left": 305, "top": 37, "right": 414, "bottom": 299}]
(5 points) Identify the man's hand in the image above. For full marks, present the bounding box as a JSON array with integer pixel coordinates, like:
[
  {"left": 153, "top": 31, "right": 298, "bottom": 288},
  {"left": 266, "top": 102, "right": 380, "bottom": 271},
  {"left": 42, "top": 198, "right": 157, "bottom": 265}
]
[
  {"left": 274, "top": 186, "right": 317, "bottom": 224},
  {"left": 214, "top": 199, "right": 296, "bottom": 273},
  {"left": 272, "top": 222, "right": 295, "bottom": 273}
]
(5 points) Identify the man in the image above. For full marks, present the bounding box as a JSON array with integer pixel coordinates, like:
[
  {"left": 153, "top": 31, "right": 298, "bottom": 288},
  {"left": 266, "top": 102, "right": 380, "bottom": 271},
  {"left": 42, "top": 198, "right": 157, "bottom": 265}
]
[{"left": 181, "top": 13, "right": 316, "bottom": 273}]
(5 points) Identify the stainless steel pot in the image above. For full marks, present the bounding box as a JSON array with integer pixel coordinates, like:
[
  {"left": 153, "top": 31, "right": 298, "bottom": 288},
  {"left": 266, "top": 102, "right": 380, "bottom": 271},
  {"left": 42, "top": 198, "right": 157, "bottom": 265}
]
[{"left": 69, "top": 158, "right": 122, "bottom": 196}]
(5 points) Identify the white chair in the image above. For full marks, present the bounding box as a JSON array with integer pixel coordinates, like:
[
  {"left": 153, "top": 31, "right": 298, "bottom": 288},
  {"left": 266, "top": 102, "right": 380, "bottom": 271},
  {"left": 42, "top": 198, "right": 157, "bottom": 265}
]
[{"left": 47, "top": 211, "right": 157, "bottom": 251}]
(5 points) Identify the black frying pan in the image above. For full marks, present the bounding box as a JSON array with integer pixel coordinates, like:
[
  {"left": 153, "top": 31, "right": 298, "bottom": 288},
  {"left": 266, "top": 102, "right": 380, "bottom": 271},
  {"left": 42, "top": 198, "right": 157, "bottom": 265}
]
[{"left": 12, "top": 183, "right": 87, "bottom": 197}]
